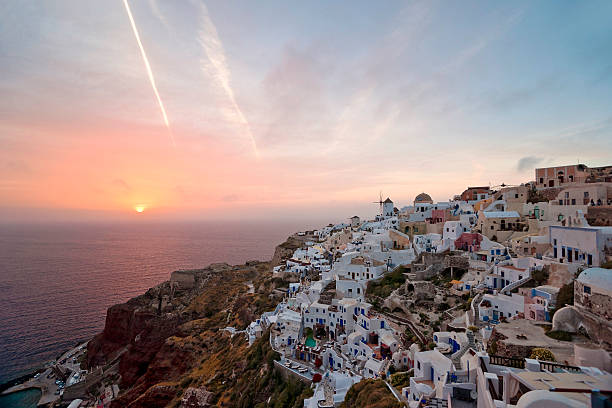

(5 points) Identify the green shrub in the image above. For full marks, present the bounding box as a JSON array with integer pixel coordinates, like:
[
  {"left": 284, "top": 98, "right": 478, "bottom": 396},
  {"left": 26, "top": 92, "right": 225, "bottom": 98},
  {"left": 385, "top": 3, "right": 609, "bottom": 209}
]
[
  {"left": 552, "top": 282, "right": 574, "bottom": 319},
  {"left": 180, "top": 376, "right": 193, "bottom": 388},
  {"left": 530, "top": 348, "right": 555, "bottom": 361},
  {"left": 366, "top": 267, "right": 408, "bottom": 298},
  {"left": 390, "top": 371, "right": 412, "bottom": 388}
]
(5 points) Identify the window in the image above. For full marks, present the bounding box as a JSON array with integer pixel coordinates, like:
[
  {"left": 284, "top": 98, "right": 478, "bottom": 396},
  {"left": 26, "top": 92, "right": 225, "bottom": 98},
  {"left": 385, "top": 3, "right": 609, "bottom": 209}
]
[
  {"left": 584, "top": 286, "right": 591, "bottom": 294},
  {"left": 584, "top": 191, "right": 589, "bottom": 198},
  {"left": 553, "top": 239, "right": 557, "bottom": 246},
  {"left": 539, "top": 177, "right": 544, "bottom": 184},
  {"left": 571, "top": 199, "right": 576, "bottom": 205},
  {"left": 515, "top": 194, "right": 519, "bottom": 198}
]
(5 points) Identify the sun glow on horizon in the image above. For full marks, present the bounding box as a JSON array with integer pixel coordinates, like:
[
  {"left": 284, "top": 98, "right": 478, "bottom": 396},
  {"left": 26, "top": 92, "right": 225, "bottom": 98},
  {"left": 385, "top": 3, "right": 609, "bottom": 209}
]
[{"left": 134, "top": 205, "right": 146, "bottom": 213}]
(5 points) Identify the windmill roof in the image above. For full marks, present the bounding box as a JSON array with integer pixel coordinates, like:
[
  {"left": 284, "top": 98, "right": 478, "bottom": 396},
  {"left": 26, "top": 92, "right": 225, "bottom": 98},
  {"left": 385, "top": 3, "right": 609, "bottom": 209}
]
[{"left": 383, "top": 197, "right": 393, "bottom": 203}]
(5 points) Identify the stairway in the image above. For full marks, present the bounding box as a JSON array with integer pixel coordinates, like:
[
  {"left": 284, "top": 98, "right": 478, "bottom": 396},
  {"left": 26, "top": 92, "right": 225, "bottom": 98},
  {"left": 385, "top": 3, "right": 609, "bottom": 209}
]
[
  {"left": 471, "top": 293, "right": 483, "bottom": 325},
  {"left": 451, "top": 342, "right": 468, "bottom": 370},
  {"left": 467, "top": 330, "right": 476, "bottom": 348},
  {"left": 451, "top": 330, "right": 477, "bottom": 370},
  {"left": 501, "top": 276, "right": 531, "bottom": 294}
]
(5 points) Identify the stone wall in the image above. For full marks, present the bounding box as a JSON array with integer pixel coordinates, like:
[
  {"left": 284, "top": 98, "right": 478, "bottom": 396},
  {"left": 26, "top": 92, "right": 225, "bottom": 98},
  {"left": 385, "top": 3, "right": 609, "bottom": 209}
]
[
  {"left": 171, "top": 271, "right": 196, "bottom": 290},
  {"left": 586, "top": 207, "right": 612, "bottom": 226},
  {"left": 547, "top": 263, "right": 573, "bottom": 288},
  {"left": 272, "top": 360, "right": 312, "bottom": 385},
  {"left": 574, "top": 280, "right": 612, "bottom": 320},
  {"left": 487, "top": 330, "right": 534, "bottom": 359}
]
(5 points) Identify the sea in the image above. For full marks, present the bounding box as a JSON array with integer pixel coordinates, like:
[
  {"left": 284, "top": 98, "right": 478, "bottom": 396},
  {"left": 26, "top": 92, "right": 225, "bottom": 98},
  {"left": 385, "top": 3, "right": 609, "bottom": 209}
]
[{"left": 0, "top": 219, "right": 315, "bottom": 405}]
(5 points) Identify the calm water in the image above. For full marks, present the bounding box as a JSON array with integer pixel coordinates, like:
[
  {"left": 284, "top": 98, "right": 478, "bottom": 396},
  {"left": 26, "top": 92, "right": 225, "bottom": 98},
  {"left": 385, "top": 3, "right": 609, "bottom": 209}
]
[
  {"left": 0, "top": 220, "right": 312, "bottom": 386},
  {"left": 0, "top": 388, "right": 41, "bottom": 408}
]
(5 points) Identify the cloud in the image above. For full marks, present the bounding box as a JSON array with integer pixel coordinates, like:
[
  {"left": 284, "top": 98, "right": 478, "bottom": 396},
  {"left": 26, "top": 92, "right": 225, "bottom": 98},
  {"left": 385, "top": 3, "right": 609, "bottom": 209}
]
[
  {"left": 5, "top": 160, "right": 31, "bottom": 175},
  {"left": 257, "top": 45, "right": 331, "bottom": 153},
  {"left": 221, "top": 194, "right": 239, "bottom": 202},
  {"left": 197, "top": 2, "right": 258, "bottom": 156},
  {"left": 111, "top": 178, "right": 131, "bottom": 191},
  {"left": 516, "top": 156, "right": 543, "bottom": 172}
]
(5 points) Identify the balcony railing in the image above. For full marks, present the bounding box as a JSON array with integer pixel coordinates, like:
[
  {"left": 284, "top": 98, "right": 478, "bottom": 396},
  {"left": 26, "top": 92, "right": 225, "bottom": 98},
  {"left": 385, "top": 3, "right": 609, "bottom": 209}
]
[
  {"left": 539, "top": 361, "right": 581, "bottom": 373},
  {"left": 489, "top": 354, "right": 525, "bottom": 369}
]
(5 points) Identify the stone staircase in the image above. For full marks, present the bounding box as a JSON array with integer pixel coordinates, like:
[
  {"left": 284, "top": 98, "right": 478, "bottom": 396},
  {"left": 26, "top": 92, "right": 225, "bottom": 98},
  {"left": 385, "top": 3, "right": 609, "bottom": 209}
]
[
  {"left": 501, "top": 276, "right": 531, "bottom": 294},
  {"left": 467, "top": 330, "right": 476, "bottom": 348},
  {"left": 451, "top": 331, "right": 477, "bottom": 370},
  {"left": 470, "top": 293, "right": 483, "bottom": 325}
]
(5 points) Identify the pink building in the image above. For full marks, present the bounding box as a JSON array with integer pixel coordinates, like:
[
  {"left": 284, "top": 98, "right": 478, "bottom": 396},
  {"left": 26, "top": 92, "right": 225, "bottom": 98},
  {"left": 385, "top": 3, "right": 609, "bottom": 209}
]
[
  {"left": 454, "top": 233, "right": 483, "bottom": 252},
  {"left": 428, "top": 209, "right": 448, "bottom": 224}
]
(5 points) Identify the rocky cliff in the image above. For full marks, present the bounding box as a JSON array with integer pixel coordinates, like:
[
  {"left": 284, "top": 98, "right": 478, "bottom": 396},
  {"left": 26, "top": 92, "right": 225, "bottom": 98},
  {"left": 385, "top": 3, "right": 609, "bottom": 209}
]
[{"left": 85, "top": 237, "right": 310, "bottom": 407}]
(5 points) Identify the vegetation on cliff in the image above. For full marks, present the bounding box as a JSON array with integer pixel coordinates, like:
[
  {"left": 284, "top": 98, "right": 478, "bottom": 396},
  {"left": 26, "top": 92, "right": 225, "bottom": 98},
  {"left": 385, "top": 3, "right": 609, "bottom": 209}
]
[
  {"left": 340, "top": 379, "right": 403, "bottom": 408},
  {"left": 366, "top": 267, "right": 408, "bottom": 299},
  {"left": 85, "top": 237, "right": 316, "bottom": 408}
]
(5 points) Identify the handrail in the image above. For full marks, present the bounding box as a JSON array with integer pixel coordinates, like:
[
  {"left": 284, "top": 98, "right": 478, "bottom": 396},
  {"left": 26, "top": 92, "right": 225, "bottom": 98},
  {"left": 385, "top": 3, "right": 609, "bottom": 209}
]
[{"left": 489, "top": 354, "right": 525, "bottom": 369}]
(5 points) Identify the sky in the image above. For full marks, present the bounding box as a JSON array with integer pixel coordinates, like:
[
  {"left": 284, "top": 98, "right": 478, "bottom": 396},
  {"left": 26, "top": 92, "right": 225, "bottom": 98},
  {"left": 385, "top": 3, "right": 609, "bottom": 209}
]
[{"left": 1, "top": 0, "right": 612, "bottom": 223}]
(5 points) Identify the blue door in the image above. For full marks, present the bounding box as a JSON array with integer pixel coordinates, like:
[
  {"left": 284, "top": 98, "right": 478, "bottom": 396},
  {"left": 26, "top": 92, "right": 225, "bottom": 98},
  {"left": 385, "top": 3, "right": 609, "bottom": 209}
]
[{"left": 430, "top": 367, "right": 434, "bottom": 380}]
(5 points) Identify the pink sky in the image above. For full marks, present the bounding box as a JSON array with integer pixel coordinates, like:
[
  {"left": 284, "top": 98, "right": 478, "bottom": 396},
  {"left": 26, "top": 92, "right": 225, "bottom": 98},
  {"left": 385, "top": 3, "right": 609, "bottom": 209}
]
[{"left": 1, "top": 1, "right": 611, "bottom": 223}]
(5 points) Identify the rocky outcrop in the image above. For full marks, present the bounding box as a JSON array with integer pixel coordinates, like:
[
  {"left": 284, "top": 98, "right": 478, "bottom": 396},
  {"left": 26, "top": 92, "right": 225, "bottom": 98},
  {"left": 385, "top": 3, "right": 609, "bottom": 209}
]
[
  {"left": 270, "top": 234, "right": 315, "bottom": 266},
  {"left": 85, "top": 243, "right": 316, "bottom": 408},
  {"left": 487, "top": 329, "right": 535, "bottom": 359}
]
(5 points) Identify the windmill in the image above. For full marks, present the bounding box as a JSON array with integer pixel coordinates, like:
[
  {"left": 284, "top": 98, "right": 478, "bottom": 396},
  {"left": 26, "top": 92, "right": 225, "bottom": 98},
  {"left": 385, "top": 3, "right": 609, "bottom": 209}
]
[
  {"left": 490, "top": 182, "right": 518, "bottom": 191},
  {"left": 372, "top": 191, "right": 384, "bottom": 215}
]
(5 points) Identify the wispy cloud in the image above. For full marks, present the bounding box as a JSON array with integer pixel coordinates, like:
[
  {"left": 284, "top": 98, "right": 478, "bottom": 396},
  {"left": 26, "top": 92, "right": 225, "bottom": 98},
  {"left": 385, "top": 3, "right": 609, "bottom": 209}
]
[
  {"left": 517, "top": 156, "right": 543, "bottom": 172},
  {"left": 111, "top": 178, "right": 131, "bottom": 191},
  {"left": 197, "top": 2, "right": 258, "bottom": 156}
]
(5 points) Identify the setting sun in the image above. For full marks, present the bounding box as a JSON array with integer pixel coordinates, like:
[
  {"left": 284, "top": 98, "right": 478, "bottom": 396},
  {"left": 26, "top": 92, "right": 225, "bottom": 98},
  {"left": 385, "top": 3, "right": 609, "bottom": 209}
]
[{"left": 134, "top": 205, "right": 146, "bottom": 213}]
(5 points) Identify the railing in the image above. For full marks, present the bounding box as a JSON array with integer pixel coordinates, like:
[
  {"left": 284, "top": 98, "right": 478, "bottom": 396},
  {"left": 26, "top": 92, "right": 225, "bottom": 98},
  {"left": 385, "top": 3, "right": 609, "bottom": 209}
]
[
  {"left": 539, "top": 361, "right": 581, "bottom": 373},
  {"left": 489, "top": 355, "right": 525, "bottom": 369},
  {"left": 501, "top": 276, "right": 531, "bottom": 294}
]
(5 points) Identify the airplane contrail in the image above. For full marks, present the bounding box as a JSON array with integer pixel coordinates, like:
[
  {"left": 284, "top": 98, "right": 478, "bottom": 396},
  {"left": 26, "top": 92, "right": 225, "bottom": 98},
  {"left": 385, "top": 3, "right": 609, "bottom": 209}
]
[{"left": 122, "top": 0, "right": 175, "bottom": 146}]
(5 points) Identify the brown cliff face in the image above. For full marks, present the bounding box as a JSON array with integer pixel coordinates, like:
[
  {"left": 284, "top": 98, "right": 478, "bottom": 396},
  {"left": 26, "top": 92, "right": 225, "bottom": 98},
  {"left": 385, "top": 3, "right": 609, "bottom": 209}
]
[{"left": 86, "top": 258, "right": 288, "bottom": 407}]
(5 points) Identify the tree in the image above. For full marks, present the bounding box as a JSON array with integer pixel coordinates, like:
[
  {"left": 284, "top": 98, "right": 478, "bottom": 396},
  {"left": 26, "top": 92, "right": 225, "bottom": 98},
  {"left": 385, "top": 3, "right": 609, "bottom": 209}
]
[
  {"left": 552, "top": 282, "right": 574, "bottom": 319},
  {"left": 530, "top": 348, "right": 555, "bottom": 362}
]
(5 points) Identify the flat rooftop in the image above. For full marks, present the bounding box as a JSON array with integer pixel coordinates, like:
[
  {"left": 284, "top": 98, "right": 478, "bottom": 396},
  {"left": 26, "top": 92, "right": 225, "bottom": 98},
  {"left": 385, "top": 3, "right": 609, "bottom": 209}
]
[{"left": 493, "top": 319, "right": 591, "bottom": 364}]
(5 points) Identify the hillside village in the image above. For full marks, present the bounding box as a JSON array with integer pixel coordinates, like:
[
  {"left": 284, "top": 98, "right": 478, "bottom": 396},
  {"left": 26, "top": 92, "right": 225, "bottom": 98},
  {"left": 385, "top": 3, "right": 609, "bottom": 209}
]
[
  {"left": 7, "top": 163, "right": 611, "bottom": 408},
  {"left": 243, "top": 163, "right": 612, "bottom": 408}
]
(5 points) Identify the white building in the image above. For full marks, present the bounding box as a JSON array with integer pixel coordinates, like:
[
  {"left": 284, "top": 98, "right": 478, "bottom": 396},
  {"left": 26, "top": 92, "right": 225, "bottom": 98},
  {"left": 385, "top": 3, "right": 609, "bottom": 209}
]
[
  {"left": 485, "top": 264, "right": 530, "bottom": 291},
  {"left": 478, "top": 293, "right": 524, "bottom": 322},
  {"left": 550, "top": 225, "right": 612, "bottom": 267}
]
